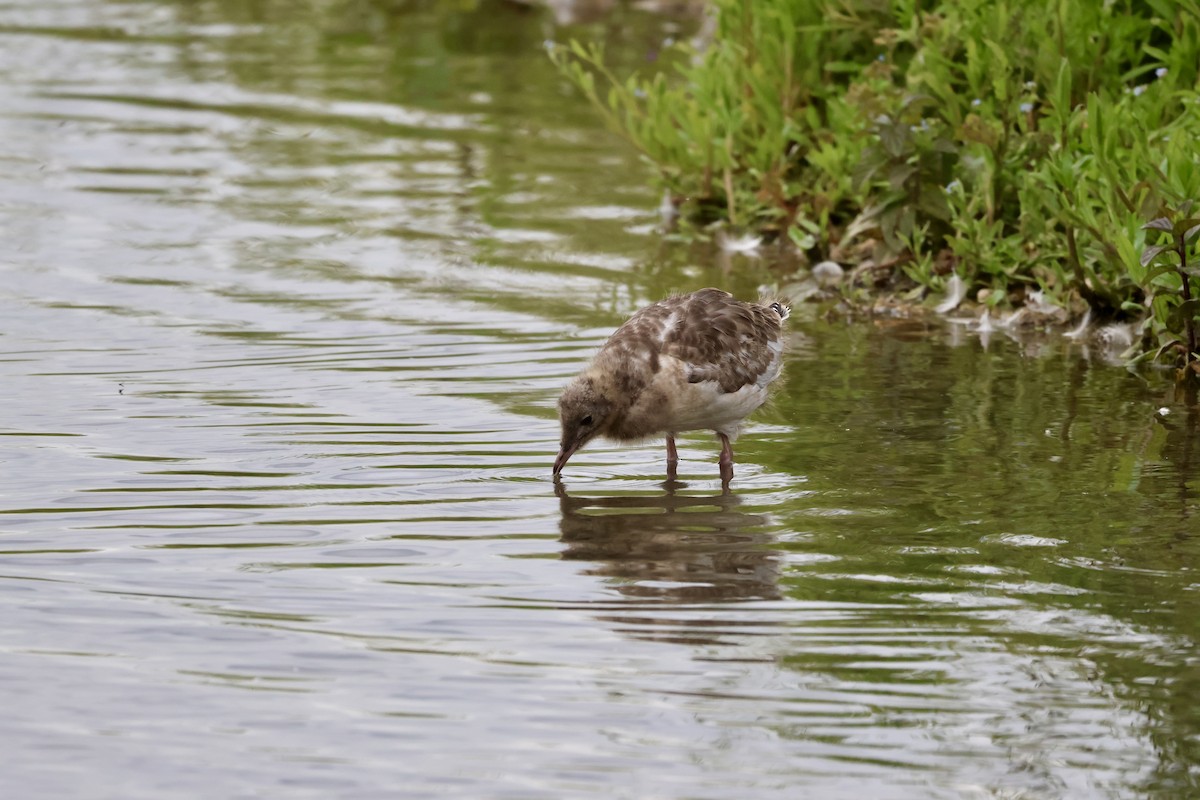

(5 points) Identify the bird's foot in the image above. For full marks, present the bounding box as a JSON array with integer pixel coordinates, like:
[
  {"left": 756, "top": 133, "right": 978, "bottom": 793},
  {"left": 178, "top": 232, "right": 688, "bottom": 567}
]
[
  {"left": 717, "top": 432, "right": 734, "bottom": 491},
  {"left": 665, "top": 434, "right": 680, "bottom": 481}
]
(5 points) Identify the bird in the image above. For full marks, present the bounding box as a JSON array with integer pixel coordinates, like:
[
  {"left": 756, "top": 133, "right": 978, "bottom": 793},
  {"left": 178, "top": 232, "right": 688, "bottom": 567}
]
[{"left": 553, "top": 288, "right": 789, "bottom": 486}]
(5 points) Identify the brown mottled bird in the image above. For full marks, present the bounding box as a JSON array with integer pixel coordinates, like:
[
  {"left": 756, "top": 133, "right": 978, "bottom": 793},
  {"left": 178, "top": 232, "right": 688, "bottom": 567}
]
[{"left": 553, "top": 288, "right": 789, "bottom": 486}]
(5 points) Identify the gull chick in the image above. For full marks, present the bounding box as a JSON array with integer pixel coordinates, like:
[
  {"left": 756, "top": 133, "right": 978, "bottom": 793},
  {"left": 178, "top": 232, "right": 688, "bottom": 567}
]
[{"left": 553, "top": 288, "right": 789, "bottom": 486}]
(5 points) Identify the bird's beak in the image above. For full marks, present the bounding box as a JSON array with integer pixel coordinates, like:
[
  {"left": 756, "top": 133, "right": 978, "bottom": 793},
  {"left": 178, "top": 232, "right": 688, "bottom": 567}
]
[{"left": 553, "top": 442, "right": 578, "bottom": 478}]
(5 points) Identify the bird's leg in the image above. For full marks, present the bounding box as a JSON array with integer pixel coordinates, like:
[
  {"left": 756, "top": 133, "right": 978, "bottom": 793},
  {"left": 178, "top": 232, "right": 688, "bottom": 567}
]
[
  {"left": 665, "top": 434, "right": 678, "bottom": 481},
  {"left": 718, "top": 433, "right": 734, "bottom": 488}
]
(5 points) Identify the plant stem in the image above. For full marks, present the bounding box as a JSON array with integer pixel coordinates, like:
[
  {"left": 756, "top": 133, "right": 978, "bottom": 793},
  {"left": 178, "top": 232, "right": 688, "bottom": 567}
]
[
  {"left": 1180, "top": 233, "right": 1197, "bottom": 363},
  {"left": 1064, "top": 225, "right": 1100, "bottom": 310},
  {"left": 724, "top": 166, "right": 736, "bottom": 225}
]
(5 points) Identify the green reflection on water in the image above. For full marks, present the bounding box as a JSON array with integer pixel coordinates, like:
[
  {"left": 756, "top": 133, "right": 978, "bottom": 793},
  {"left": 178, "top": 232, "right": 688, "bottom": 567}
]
[{"left": 576, "top": 324, "right": 1200, "bottom": 793}]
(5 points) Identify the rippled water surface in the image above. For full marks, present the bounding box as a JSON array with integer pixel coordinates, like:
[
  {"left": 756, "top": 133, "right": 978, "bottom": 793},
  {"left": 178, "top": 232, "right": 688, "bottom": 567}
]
[{"left": 3, "top": 2, "right": 1200, "bottom": 798}]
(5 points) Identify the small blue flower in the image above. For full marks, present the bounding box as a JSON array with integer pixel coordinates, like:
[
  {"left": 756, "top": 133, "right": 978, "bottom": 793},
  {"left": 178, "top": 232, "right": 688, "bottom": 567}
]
[
  {"left": 1155, "top": 67, "right": 1168, "bottom": 78},
  {"left": 971, "top": 98, "right": 982, "bottom": 107},
  {"left": 1133, "top": 84, "right": 1147, "bottom": 96},
  {"left": 1019, "top": 102, "right": 1033, "bottom": 113},
  {"left": 944, "top": 179, "right": 962, "bottom": 194},
  {"left": 877, "top": 54, "right": 885, "bottom": 62}
]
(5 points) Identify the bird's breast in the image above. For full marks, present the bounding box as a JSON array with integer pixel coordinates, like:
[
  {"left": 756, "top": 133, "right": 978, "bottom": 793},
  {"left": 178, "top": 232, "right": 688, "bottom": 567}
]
[{"left": 608, "top": 355, "right": 772, "bottom": 440}]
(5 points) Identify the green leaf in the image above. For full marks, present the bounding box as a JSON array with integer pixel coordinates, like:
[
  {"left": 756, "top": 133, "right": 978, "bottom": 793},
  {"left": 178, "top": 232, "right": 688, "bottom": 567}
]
[
  {"left": 1086, "top": 93, "right": 1105, "bottom": 160},
  {"left": 984, "top": 40, "right": 1009, "bottom": 103},
  {"left": 1167, "top": 299, "right": 1200, "bottom": 333},
  {"left": 787, "top": 225, "right": 816, "bottom": 250},
  {"left": 917, "top": 187, "right": 952, "bottom": 222},
  {"left": 1053, "top": 57, "right": 1072, "bottom": 114},
  {"left": 1146, "top": 262, "right": 1181, "bottom": 283},
  {"left": 1173, "top": 217, "right": 1200, "bottom": 237},
  {"left": 1140, "top": 243, "right": 1173, "bottom": 267},
  {"left": 878, "top": 122, "right": 909, "bottom": 159},
  {"left": 887, "top": 163, "right": 918, "bottom": 190}
]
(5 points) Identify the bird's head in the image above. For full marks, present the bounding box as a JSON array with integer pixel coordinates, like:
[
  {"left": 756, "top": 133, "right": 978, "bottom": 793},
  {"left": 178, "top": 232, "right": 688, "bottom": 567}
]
[{"left": 553, "top": 374, "right": 612, "bottom": 478}]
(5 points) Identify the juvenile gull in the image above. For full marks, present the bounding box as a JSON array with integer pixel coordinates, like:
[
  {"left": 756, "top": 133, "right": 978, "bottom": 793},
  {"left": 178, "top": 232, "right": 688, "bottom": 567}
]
[{"left": 553, "top": 288, "right": 789, "bottom": 486}]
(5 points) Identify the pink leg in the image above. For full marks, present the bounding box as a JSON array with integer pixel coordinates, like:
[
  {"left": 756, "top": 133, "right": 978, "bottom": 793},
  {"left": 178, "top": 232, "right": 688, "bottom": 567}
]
[
  {"left": 666, "top": 434, "right": 678, "bottom": 480},
  {"left": 718, "top": 433, "right": 734, "bottom": 487}
]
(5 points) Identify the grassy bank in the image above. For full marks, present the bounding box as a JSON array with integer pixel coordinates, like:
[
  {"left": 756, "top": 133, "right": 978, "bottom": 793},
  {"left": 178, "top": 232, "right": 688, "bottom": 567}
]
[{"left": 549, "top": 0, "right": 1200, "bottom": 372}]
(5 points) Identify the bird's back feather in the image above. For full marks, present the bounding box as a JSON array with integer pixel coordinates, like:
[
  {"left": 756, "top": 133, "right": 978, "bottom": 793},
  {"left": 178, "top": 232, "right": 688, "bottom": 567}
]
[
  {"left": 586, "top": 289, "right": 787, "bottom": 440},
  {"left": 599, "top": 288, "right": 783, "bottom": 394}
]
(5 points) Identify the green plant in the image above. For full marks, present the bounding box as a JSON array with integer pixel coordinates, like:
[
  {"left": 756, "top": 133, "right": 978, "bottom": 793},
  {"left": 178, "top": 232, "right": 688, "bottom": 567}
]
[
  {"left": 549, "top": 0, "right": 1200, "bottom": 361},
  {"left": 1140, "top": 202, "right": 1200, "bottom": 373},
  {"left": 547, "top": 0, "right": 879, "bottom": 236}
]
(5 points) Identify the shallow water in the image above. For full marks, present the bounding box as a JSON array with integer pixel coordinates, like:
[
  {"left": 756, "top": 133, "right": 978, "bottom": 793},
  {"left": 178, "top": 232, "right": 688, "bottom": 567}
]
[{"left": 2, "top": 2, "right": 1199, "bottom": 798}]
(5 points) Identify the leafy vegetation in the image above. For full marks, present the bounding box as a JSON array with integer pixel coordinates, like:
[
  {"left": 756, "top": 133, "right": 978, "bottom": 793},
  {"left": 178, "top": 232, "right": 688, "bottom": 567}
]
[{"left": 549, "top": 0, "right": 1200, "bottom": 370}]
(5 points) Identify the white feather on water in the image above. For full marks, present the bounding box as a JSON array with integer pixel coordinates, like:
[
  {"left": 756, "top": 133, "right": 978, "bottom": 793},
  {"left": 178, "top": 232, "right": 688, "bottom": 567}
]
[
  {"left": 1065, "top": 309, "right": 1092, "bottom": 340},
  {"left": 935, "top": 273, "right": 967, "bottom": 314},
  {"left": 719, "top": 233, "right": 763, "bottom": 255}
]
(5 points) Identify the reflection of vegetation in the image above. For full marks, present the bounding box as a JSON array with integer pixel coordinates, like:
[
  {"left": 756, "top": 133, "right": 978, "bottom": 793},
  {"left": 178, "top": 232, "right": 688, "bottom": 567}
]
[
  {"left": 737, "top": 327, "right": 1200, "bottom": 794},
  {"left": 551, "top": 0, "right": 1200, "bottom": 365},
  {"left": 552, "top": 324, "right": 1200, "bottom": 792},
  {"left": 145, "top": 0, "right": 700, "bottom": 323}
]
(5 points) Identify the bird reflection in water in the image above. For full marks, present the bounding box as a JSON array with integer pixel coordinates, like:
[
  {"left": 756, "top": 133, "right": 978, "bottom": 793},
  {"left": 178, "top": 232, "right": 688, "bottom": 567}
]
[{"left": 555, "top": 480, "right": 781, "bottom": 606}]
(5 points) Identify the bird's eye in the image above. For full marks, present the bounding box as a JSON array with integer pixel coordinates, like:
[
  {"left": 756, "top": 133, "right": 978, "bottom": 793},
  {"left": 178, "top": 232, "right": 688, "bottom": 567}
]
[{"left": 580, "top": 415, "right": 593, "bottom": 426}]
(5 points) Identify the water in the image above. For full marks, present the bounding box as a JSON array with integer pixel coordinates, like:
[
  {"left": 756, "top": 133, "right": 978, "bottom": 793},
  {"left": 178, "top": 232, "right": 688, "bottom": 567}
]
[{"left": 2, "top": 2, "right": 1199, "bottom": 798}]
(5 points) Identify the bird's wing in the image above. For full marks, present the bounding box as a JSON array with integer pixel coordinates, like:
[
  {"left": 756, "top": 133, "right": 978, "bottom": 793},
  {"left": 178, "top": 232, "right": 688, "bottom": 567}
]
[
  {"left": 597, "top": 289, "right": 784, "bottom": 395},
  {"left": 592, "top": 295, "right": 690, "bottom": 395},
  {"left": 661, "top": 289, "right": 782, "bottom": 394}
]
